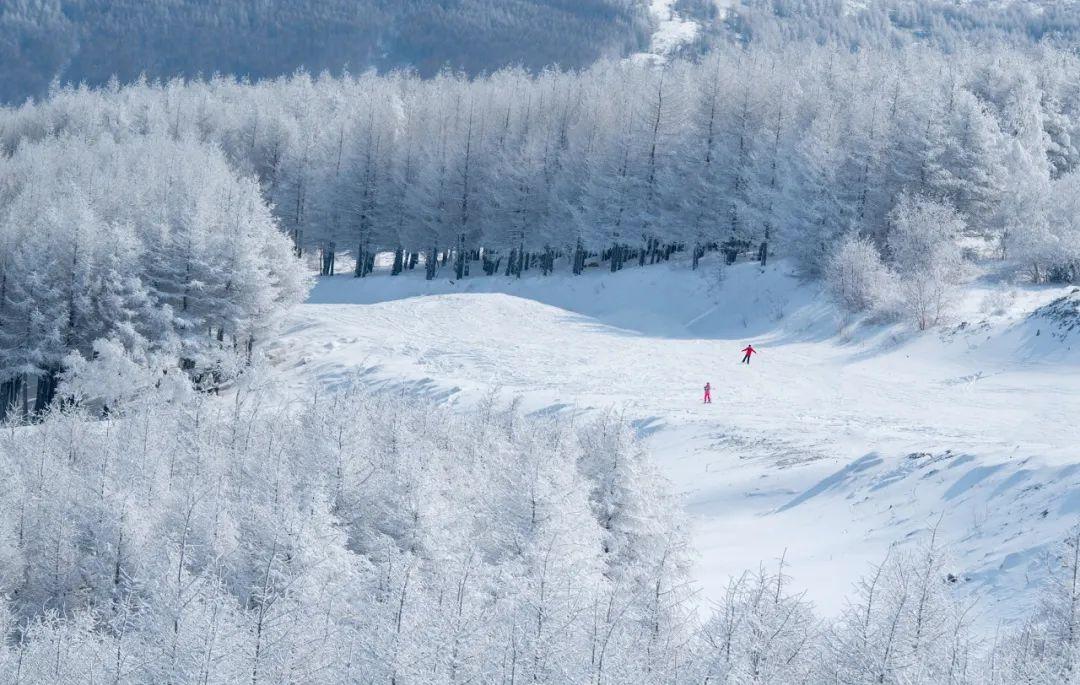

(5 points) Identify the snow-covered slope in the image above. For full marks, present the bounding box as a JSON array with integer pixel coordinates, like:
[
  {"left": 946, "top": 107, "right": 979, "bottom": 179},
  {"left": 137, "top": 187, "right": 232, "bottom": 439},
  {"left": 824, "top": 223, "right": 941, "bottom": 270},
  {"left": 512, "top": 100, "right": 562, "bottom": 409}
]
[
  {"left": 638, "top": 0, "right": 700, "bottom": 60},
  {"left": 270, "top": 258, "right": 1080, "bottom": 627}
]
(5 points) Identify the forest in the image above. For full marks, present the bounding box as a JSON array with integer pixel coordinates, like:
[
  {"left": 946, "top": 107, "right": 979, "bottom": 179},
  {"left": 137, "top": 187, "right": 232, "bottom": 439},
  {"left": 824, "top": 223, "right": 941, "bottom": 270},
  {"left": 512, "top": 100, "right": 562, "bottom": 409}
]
[
  {"left": 7, "top": 0, "right": 1080, "bottom": 108},
  {"left": 3, "top": 40, "right": 1080, "bottom": 414},
  {"left": 0, "top": 134, "right": 309, "bottom": 420},
  {"left": 6, "top": 40, "right": 1077, "bottom": 282},
  {"left": 679, "top": 0, "right": 1080, "bottom": 54},
  {"left": 1, "top": 387, "right": 1080, "bottom": 683},
  {"left": 0, "top": 0, "right": 651, "bottom": 105},
  {"left": 2, "top": 7, "right": 1080, "bottom": 680}
]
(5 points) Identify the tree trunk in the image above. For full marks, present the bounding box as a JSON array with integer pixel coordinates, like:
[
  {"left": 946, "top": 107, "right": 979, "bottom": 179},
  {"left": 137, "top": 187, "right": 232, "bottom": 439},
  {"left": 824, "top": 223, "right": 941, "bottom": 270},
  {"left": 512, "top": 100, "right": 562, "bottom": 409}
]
[
  {"left": 391, "top": 248, "right": 404, "bottom": 276},
  {"left": 0, "top": 375, "right": 23, "bottom": 423},
  {"left": 426, "top": 247, "right": 438, "bottom": 281},
  {"left": 353, "top": 245, "right": 374, "bottom": 277},
  {"left": 454, "top": 233, "right": 467, "bottom": 280},
  {"left": 572, "top": 239, "right": 585, "bottom": 275},
  {"left": 33, "top": 367, "right": 60, "bottom": 415},
  {"left": 321, "top": 242, "right": 336, "bottom": 276},
  {"left": 541, "top": 246, "right": 554, "bottom": 275},
  {"left": 292, "top": 228, "right": 303, "bottom": 258}
]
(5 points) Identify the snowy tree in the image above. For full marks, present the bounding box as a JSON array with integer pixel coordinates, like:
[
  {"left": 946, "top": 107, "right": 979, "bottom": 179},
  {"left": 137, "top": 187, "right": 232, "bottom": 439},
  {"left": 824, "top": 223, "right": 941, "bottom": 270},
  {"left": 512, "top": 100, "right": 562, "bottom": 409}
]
[
  {"left": 988, "top": 527, "right": 1080, "bottom": 682},
  {"left": 887, "top": 193, "right": 967, "bottom": 329},
  {"left": 822, "top": 536, "right": 979, "bottom": 684},
  {"left": 826, "top": 234, "right": 899, "bottom": 315},
  {"left": 0, "top": 134, "right": 308, "bottom": 417},
  {"left": 697, "top": 557, "right": 818, "bottom": 684}
]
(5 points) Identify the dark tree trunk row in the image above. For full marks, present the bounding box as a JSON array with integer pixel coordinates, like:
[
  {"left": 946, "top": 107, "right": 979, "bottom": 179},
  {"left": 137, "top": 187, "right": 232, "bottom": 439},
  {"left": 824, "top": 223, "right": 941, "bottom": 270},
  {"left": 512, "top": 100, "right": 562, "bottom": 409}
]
[
  {"left": 540, "top": 247, "right": 555, "bottom": 276},
  {"left": 482, "top": 253, "right": 502, "bottom": 276},
  {"left": 354, "top": 240, "right": 375, "bottom": 278},
  {"left": 0, "top": 375, "right": 24, "bottom": 423},
  {"left": 1, "top": 367, "right": 59, "bottom": 422},
  {"left": 333, "top": 240, "right": 711, "bottom": 281}
]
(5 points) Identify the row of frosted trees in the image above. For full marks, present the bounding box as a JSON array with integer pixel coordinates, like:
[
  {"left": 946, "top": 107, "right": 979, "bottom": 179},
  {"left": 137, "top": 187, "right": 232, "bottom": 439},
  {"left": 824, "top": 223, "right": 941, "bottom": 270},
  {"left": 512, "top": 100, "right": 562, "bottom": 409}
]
[
  {"left": 0, "top": 134, "right": 308, "bottom": 420},
  {"left": 2, "top": 41, "right": 1079, "bottom": 282},
  {"left": 2, "top": 386, "right": 1080, "bottom": 683},
  {"left": 3, "top": 40, "right": 1080, "bottom": 415}
]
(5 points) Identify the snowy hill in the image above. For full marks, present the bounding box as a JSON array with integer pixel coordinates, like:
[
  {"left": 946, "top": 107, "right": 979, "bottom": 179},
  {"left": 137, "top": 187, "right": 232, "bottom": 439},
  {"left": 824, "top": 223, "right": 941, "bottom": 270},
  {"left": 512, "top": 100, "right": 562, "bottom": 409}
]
[{"left": 270, "top": 258, "right": 1080, "bottom": 626}]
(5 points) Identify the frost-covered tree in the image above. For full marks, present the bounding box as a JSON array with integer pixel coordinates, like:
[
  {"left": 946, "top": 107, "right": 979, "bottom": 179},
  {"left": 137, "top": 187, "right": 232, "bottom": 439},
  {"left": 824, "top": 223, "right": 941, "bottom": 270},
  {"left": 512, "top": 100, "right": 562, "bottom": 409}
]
[
  {"left": 1006, "top": 167, "right": 1080, "bottom": 283},
  {"left": 0, "top": 134, "right": 307, "bottom": 418},
  {"left": 826, "top": 233, "right": 899, "bottom": 315},
  {"left": 821, "top": 536, "right": 979, "bottom": 684},
  {"left": 887, "top": 193, "right": 967, "bottom": 329},
  {"left": 987, "top": 527, "right": 1080, "bottom": 683},
  {"left": 697, "top": 558, "right": 818, "bottom": 683}
]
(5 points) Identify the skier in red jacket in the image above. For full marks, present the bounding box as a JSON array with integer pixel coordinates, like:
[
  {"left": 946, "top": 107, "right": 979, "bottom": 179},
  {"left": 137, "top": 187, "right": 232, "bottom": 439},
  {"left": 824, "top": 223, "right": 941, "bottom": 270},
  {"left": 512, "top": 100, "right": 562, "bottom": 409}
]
[
  {"left": 741, "top": 344, "right": 756, "bottom": 364},
  {"left": 703, "top": 382, "right": 712, "bottom": 403}
]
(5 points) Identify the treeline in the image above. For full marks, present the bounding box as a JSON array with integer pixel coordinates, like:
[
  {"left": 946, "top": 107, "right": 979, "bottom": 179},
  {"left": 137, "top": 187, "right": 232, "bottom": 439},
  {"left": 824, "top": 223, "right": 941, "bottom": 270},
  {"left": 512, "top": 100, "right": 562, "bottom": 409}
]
[
  {"left": 0, "top": 0, "right": 651, "bottom": 105},
  {"left": 2, "top": 388, "right": 1080, "bottom": 683},
  {"left": 3, "top": 41, "right": 1080, "bottom": 413},
  {"left": 0, "top": 134, "right": 309, "bottom": 421},
  {"left": 3, "top": 41, "right": 1078, "bottom": 286}
]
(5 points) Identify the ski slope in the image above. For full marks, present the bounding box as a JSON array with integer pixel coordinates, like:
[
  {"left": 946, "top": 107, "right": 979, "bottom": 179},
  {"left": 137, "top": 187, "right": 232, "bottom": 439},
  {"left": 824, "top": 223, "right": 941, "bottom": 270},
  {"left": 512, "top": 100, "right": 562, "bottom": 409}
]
[{"left": 269, "top": 258, "right": 1080, "bottom": 627}]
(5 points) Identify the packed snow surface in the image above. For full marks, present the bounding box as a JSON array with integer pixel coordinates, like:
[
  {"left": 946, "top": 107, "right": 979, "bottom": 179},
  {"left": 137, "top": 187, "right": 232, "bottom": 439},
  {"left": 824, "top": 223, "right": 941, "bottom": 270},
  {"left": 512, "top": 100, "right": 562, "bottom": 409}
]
[{"left": 270, "top": 259, "right": 1080, "bottom": 627}]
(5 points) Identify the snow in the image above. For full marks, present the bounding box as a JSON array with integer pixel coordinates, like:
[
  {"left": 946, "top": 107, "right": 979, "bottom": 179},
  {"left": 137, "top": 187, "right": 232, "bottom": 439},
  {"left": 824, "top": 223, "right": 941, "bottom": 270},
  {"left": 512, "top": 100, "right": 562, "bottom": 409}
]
[
  {"left": 633, "top": 0, "right": 700, "bottom": 63},
  {"left": 270, "top": 256, "right": 1080, "bottom": 628}
]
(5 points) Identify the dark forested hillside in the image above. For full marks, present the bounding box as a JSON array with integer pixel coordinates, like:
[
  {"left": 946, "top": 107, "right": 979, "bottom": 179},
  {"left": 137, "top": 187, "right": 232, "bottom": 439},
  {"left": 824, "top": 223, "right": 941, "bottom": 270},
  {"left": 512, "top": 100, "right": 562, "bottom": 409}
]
[
  {"left": 0, "top": 0, "right": 651, "bottom": 104},
  {"left": 6, "top": 0, "right": 1079, "bottom": 106}
]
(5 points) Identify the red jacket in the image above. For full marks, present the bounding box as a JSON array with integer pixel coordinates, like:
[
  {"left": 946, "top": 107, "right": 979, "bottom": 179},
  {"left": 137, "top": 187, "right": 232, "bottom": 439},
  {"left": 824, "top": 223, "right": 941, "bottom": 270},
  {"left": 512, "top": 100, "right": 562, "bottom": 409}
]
[{"left": 741, "top": 345, "right": 756, "bottom": 355}]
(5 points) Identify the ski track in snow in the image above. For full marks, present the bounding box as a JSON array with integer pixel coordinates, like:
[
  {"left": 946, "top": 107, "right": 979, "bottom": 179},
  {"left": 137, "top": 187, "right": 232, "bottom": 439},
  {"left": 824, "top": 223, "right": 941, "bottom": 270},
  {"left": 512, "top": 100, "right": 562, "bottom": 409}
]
[{"left": 268, "top": 258, "right": 1080, "bottom": 629}]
